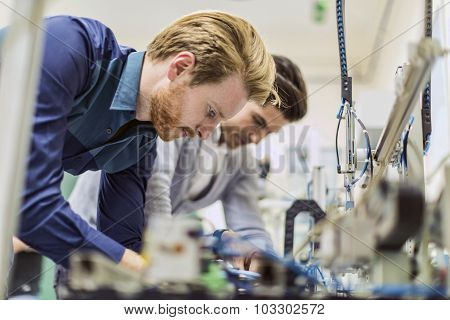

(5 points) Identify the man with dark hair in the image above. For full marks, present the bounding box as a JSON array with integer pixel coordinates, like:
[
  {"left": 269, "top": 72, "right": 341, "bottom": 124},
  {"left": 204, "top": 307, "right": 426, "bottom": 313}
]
[{"left": 218, "top": 55, "right": 307, "bottom": 149}]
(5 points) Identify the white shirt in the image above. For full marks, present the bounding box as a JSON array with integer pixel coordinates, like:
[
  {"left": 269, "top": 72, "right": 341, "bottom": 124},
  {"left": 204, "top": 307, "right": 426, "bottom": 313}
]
[{"left": 186, "top": 128, "right": 228, "bottom": 199}]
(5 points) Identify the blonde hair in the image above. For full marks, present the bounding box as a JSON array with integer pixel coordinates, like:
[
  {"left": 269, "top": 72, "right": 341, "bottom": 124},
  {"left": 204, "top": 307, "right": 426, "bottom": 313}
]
[{"left": 147, "top": 11, "right": 279, "bottom": 105}]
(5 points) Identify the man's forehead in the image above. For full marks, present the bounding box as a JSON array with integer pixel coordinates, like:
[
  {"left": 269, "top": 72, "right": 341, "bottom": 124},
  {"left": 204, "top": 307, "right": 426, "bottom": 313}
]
[
  {"left": 260, "top": 105, "right": 288, "bottom": 129},
  {"left": 213, "top": 96, "right": 246, "bottom": 120},
  {"left": 213, "top": 75, "right": 248, "bottom": 119}
]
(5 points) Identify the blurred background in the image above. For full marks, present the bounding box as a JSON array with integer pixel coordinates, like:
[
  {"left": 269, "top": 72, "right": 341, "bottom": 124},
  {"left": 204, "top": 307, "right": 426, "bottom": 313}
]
[{"left": 0, "top": 0, "right": 439, "bottom": 147}]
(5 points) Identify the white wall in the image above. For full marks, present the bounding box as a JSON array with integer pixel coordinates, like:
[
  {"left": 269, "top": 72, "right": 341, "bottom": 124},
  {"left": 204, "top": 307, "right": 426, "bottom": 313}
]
[{"left": 0, "top": 0, "right": 431, "bottom": 149}]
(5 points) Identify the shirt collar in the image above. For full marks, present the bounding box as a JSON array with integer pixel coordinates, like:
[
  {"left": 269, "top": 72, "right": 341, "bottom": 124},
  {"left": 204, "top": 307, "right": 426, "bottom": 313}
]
[
  {"left": 211, "top": 126, "right": 222, "bottom": 145},
  {"left": 110, "top": 51, "right": 145, "bottom": 111}
]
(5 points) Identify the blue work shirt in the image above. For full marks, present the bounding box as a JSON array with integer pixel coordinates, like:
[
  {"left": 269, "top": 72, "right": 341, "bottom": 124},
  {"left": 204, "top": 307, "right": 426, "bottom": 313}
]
[{"left": 1, "top": 16, "right": 157, "bottom": 267}]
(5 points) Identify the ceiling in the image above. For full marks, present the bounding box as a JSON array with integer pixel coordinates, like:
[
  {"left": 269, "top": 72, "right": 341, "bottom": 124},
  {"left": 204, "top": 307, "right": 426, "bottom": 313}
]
[
  {"left": 0, "top": 0, "right": 434, "bottom": 146},
  {"left": 0, "top": 0, "right": 426, "bottom": 84}
]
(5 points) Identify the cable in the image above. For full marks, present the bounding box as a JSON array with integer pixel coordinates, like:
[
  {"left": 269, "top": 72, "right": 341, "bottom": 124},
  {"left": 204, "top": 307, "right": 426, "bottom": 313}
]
[
  {"left": 358, "top": 115, "right": 374, "bottom": 177},
  {"left": 348, "top": 110, "right": 373, "bottom": 186},
  {"left": 336, "top": 107, "right": 372, "bottom": 187},
  {"left": 336, "top": 0, "right": 352, "bottom": 103},
  {"left": 336, "top": 0, "right": 348, "bottom": 79},
  {"left": 335, "top": 0, "right": 353, "bottom": 175},
  {"left": 315, "top": 265, "right": 327, "bottom": 288},
  {"left": 422, "top": 0, "right": 433, "bottom": 154},
  {"left": 215, "top": 234, "right": 327, "bottom": 291},
  {"left": 400, "top": 116, "right": 415, "bottom": 172}
]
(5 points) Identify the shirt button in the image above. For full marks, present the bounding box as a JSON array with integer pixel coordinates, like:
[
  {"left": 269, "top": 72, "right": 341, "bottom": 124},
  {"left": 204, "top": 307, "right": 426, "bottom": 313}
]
[{"left": 106, "top": 128, "right": 112, "bottom": 134}]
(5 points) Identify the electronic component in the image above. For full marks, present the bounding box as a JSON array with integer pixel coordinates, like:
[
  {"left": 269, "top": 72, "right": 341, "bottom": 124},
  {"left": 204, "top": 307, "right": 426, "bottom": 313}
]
[{"left": 144, "top": 216, "right": 202, "bottom": 284}]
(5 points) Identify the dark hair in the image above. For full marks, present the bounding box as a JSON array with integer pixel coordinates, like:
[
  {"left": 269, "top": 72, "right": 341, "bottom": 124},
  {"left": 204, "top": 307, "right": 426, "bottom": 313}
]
[{"left": 269, "top": 55, "right": 307, "bottom": 122}]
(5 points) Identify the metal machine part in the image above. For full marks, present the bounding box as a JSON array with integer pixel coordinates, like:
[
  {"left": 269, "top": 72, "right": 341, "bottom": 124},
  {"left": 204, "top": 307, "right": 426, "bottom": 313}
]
[
  {"left": 421, "top": 0, "right": 433, "bottom": 152},
  {"left": 366, "top": 180, "right": 424, "bottom": 250},
  {"left": 144, "top": 216, "right": 203, "bottom": 284},
  {"left": 370, "top": 251, "right": 411, "bottom": 286},
  {"left": 391, "top": 64, "right": 425, "bottom": 185},
  {"left": 441, "top": 165, "right": 450, "bottom": 295},
  {"left": 319, "top": 213, "right": 375, "bottom": 270},
  {"left": 319, "top": 179, "right": 424, "bottom": 272},
  {"left": 375, "top": 38, "right": 443, "bottom": 168},
  {"left": 68, "top": 252, "right": 147, "bottom": 296},
  {"left": 335, "top": 0, "right": 357, "bottom": 210},
  {"left": 284, "top": 200, "right": 326, "bottom": 257},
  {"left": 335, "top": 0, "right": 374, "bottom": 209},
  {"left": 0, "top": 0, "right": 46, "bottom": 297},
  {"left": 311, "top": 166, "right": 327, "bottom": 210}
]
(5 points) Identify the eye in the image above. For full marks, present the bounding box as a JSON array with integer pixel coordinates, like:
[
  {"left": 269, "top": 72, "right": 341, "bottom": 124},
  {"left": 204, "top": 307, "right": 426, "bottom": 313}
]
[
  {"left": 253, "top": 115, "right": 267, "bottom": 129},
  {"left": 207, "top": 105, "right": 217, "bottom": 119}
]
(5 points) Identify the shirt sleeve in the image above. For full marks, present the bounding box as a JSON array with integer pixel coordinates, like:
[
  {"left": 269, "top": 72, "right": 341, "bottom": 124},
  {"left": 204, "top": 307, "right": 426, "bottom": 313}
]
[
  {"left": 221, "top": 151, "right": 275, "bottom": 255},
  {"left": 17, "top": 16, "right": 125, "bottom": 267},
  {"left": 143, "top": 138, "right": 184, "bottom": 222},
  {"left": 97, "top": 142, "right": 157, "bottom": 253}
]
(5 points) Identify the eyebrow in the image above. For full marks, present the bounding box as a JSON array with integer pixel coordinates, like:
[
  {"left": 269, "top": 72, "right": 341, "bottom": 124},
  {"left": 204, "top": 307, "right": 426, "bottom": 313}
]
[{"left": 252, "top": 113, "right": 268, "bottom": 128}]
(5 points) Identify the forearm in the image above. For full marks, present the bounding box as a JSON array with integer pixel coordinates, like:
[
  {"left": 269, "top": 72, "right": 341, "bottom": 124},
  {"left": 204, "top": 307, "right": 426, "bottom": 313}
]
[{"left": 19, "top": 197, "right": 126, "bottom": 267}]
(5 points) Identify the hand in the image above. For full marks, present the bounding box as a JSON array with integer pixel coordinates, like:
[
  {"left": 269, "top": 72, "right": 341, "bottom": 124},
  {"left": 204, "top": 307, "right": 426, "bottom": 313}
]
[
  {"left": 221, "top": 231, "right": 244, "bottom": 269},
  {"left": 119, "top": 248, "right": 147, "bottom": 271},
  {"left": 221, "top": 231, "right": 260, "bottom": 271},
  {"left": 243, "top": 251, "right": 261, "bottom": 272},
  {"left": 12, "top": 236, "right": 34, "bottom": 253}
]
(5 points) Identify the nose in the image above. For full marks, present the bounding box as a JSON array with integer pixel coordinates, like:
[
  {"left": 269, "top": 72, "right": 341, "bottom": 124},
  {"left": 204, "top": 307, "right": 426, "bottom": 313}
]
[
  {"left": 197, "top": 126, "right": 213, "bottom": 140},
  {"left": 197, "top": 118, "right": 220, "bottom": 140},
  {"left": 249, "top": 131, "right": 264, "bottom": 144}
]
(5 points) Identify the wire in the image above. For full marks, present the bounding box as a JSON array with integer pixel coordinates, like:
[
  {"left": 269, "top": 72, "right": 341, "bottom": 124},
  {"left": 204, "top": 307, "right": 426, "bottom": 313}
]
[
  {"left": 216, "top": 232, "right": 327, "bottom": 291},
  {"left": 335, "top": 109, "right": 372, "bottom": 187},
  {"left": 359, "top": 116, "right": 374, "bottom": 177},
  {"left": 307, "top": 263, "right": 328, "bottom": 289},
  {"left": 315, "top": 266, "right": 327, "bottom": 287},
  {"left": 348, "top": 111, "right": 371, "bottom": 186},
  {"left": 400, "top": 116, "right": 415, "bottom": 172},
  {"left": 335, "top": 102, "right": 344, "bottom": 173},
  {"left": 423, "top": 134, "right": 431, "bottom": 155}
]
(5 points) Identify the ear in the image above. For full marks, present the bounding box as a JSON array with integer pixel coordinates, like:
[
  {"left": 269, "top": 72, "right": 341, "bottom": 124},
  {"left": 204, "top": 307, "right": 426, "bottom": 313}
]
[{"left": 167, "top": 51, "right": 196, "bottom": 81}]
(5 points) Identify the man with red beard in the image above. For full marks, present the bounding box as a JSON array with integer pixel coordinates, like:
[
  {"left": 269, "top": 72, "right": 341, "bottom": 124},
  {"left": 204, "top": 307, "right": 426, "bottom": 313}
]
[
  {"left": 5, "top": 12, "right": 277, "bottom": 271},
  {"left": 64, "top": 55, "right": 307, "bottom": 272}
]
